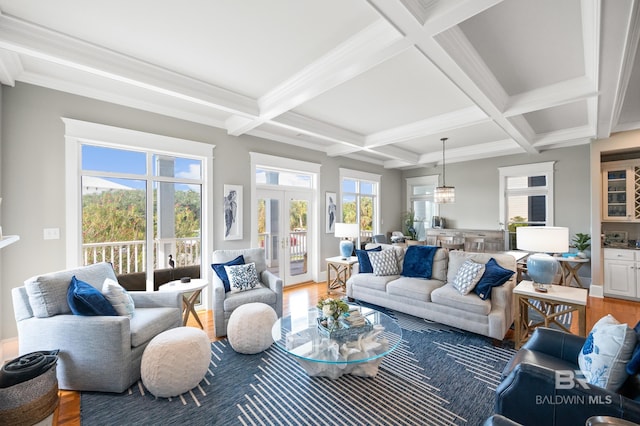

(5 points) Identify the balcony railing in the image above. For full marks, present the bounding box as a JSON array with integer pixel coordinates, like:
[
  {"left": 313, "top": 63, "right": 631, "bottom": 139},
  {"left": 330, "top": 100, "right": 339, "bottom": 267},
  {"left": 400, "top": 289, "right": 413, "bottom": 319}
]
[
  {"left": 83, "top": 237, "right": 201, "bottom": 274},
  {"left": 258, "top": 230, "right": 308, "bottom": 267}
]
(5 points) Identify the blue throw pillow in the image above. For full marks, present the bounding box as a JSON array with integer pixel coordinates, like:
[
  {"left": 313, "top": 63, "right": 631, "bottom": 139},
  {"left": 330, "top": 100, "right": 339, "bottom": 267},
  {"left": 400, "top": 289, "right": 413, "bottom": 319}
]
[
  {"left": 355, "top": 246, "right": 382, "bottom": 273},
  {"left": 401, "top": 245, "right": 439, "bottom": 278},
  {"left": 473, "top": 258, "right": 515, "bottom": 300},
  {"left": 626, "top": 321, "right": 640, "bottom": 375},
  {"left": 67, "top": 276, "right": 118, "bottom": 316},
  {"left": 211, "top": 255, "right": 245, "bottom": 292}
]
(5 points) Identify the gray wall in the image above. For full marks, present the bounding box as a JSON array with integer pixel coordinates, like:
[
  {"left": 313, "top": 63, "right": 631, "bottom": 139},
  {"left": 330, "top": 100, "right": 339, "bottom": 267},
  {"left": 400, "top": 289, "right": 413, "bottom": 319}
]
[
  {"left": 0, "top": 82, "right": 402, "bottom": 339},
  {"left": 402, "top": 145, "right": 591, "bottom": 235}
]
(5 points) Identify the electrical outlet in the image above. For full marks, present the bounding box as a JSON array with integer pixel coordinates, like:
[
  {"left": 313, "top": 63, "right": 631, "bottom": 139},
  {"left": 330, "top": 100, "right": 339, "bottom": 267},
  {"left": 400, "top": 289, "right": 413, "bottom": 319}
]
[{"left": 43, "top": 228, "right": 60, "bottom": 240}]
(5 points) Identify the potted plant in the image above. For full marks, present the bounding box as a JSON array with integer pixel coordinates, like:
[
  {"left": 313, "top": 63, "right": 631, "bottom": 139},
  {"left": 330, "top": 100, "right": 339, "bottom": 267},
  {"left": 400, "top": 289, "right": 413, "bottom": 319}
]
[{"left": 572, "top": 233, "right": 591, "bottom": 258}]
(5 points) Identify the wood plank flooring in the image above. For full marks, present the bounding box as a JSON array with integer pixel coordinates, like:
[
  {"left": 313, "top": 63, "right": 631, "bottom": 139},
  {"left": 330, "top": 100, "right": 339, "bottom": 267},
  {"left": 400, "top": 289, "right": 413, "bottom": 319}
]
[{"left": 54, "top": 281, "right": 638, "bottom": 425}]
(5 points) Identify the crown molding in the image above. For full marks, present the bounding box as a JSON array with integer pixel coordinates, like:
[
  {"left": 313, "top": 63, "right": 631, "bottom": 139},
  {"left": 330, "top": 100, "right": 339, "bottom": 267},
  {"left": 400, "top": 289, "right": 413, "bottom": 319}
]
[{"left": 0, "top": 48, "right": 22, "bottom": 86}]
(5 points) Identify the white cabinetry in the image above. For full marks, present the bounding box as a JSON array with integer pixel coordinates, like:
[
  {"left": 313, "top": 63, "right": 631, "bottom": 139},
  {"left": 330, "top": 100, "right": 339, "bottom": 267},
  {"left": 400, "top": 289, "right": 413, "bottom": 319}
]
[
  {"left": 602, "top": 160, "right": 640, "bottom": 221},
  {"left": 604, "top": 248, "right": 640, "bottom": 299}
]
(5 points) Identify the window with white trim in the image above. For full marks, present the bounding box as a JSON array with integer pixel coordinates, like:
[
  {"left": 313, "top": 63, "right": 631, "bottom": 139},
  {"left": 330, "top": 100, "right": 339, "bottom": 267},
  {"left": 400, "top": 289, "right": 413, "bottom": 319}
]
[
  {"left": 339, "top": 168, "right": 380, "bottom": 245},
  {"left": 499, "top": 162, "right": 555, "bottom": 250},
  {"left": 406, "top": 175, "right": 439, "bottom": 241}
]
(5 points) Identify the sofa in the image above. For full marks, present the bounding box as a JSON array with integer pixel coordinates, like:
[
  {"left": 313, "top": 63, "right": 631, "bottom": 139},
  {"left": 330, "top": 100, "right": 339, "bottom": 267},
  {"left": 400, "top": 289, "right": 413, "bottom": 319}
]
[
  {"left": 496, "top": 327, "right": 640, "bottom": 426},
  {"left": 12, "top": 262, "right": 182, "bottom": 393},
  {"left": 346, "top": 243, "right": 517, "bottom": 340}
]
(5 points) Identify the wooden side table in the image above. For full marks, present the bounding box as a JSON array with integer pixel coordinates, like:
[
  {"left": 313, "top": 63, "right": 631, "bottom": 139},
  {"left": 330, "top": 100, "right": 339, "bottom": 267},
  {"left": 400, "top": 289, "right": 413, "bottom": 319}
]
[
  {"left": 326, "top": 256, "right": 358, "bottom": 294},
  {"left": 556, "top": 257, "right": 590, "bottom": 288},
  {"left": 159, "top": 279, "right": 208, "bottom": 328},
  {"left": 513, "top": 280, "right": 587, "bottom": 349}
]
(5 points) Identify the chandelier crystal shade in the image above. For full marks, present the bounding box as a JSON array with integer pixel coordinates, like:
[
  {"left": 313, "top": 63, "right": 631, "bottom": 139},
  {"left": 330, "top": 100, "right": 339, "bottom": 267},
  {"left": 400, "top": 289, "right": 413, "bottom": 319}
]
[{"left": 434, "top": 137, "right": 455, "bottom": 204}]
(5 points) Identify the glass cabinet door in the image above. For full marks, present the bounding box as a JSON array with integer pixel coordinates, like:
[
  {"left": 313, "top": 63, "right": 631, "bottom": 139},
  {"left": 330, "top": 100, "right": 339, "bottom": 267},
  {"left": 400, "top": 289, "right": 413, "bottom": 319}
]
[{"left": 605, "top": 169, "right": 627, "bottom": 218}]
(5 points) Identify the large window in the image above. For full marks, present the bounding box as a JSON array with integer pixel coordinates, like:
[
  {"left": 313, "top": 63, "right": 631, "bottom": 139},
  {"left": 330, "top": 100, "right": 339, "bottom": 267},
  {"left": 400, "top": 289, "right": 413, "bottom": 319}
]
[
  {"left": 406, "top": 176, "right": 439, "bottom": 241},
  {"left": 339, "top": 168, "right": 380, "bottom": 244},
  {"left": 499, "top": 162, "right": 555, "bottom": 250},
  {"left": 64, "top": 118, "right": 214, "bottom": 292}
]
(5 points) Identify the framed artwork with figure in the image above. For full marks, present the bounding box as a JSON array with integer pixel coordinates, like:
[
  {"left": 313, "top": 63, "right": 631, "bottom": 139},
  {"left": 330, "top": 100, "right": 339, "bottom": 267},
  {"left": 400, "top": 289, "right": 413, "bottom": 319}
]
[
  {"left": 223, "top": 184, "right": 242, "bottom": 240},
  {"left": 326, "top": 192, "right": 336, "bottom": 234}
]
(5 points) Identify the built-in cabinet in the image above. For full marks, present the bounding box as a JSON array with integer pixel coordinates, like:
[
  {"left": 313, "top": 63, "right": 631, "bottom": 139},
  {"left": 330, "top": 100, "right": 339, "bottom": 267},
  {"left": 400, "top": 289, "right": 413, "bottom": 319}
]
[
  {"left": 603, "top": 248, "right": 640, "bottom": 299},
  {"left": 602, "top": 160, "right": 640, "bottom": 221}
]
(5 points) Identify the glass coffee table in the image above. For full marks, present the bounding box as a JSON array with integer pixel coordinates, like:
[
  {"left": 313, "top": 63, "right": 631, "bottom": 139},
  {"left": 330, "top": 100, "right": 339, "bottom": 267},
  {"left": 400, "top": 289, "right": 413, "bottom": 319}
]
[{"left": 271, "top": 305, "right": 402, "bottom": 379}]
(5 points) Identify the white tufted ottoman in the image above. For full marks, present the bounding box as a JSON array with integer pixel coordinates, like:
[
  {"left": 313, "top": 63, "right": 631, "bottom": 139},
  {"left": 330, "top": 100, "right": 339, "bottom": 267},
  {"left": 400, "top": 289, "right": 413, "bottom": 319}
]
[
  {"left": 141, "top": 327, "right": 210, "bottom": 398},
  {"left": 227, "top": 303, "right": 277, "bottom": 354}
]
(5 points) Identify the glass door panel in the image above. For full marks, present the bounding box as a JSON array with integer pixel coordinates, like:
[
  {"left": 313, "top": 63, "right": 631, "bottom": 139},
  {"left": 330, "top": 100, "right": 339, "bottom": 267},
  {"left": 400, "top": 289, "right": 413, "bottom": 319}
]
[
  {"left": 288, "top": 195, "right": 308, "bottom": 279},
  {"left": 257, "top": 190, "right": 281, "bottom": 278}
]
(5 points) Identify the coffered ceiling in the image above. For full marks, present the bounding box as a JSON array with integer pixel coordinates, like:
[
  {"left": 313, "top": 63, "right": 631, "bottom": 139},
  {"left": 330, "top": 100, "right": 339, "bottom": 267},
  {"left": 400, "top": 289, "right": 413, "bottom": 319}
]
[{"left": 0, "top": 0, "right": 638, "bottom": 169}]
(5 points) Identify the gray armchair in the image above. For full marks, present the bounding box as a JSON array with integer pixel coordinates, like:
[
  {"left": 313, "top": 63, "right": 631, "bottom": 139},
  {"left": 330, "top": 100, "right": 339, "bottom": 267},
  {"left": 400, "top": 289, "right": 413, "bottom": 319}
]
[
  {"left": 212, "top": 248, "right": 283, "bottom": 337},
  {"left": 12, "top": 262, "right": 182, "bottom": 393}
]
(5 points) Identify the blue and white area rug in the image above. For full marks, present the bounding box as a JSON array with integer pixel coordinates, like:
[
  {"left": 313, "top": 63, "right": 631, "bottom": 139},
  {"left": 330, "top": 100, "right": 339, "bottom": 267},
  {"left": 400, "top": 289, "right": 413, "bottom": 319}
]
[{"left": 81, "top": 309, "right": 517, "bottom": 425}]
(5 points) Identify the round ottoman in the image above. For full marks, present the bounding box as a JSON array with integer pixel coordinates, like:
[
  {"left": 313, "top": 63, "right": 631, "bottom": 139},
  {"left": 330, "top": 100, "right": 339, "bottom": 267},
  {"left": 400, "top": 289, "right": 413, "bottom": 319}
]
[
  {"left": 227, "top": 303, "right": 277, "bottom": 354},
  {"left": 141, "top": 327, "right": 210, "bottom": 398}
]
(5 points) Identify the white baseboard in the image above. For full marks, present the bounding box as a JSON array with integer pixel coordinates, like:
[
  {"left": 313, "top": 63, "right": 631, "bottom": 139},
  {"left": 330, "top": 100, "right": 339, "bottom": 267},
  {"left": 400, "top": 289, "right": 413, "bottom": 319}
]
[
  {"left": 1, "top": 337, "right": 18, "bottom": 362},
  {"left": 589, "top": 284, "right": 604, "bottom": 298}
]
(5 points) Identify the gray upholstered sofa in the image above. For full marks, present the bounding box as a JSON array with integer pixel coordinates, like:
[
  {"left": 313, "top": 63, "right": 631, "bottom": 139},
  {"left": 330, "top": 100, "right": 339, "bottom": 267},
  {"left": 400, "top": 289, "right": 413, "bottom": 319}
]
[
  {"left": 212, "top": 248, "right": 283, "bottom": 337},
  {"left": 12, "top": 262, "right": 182, "bottom": 393},
  {"left": 346, "top": 244, "right": 517, "bottom": 339}
]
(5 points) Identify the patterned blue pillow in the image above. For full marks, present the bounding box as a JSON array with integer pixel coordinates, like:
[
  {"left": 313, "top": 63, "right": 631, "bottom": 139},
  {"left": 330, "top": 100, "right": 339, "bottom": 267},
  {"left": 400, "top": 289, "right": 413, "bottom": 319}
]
[
  {"left": 212, "top": 255, "right": 245, "bottom": 292},
  {"left": 67, "top": 276, "right": 118, "bottom": 316},
  {"left": 368, "top": 249, "right": 399, "bottom": 276},
  {"left": 225, "top": 262, "right": 260, "bottom": 293},
  {"left": 355, "top": 246, "right": 382, "bottom": 273}
]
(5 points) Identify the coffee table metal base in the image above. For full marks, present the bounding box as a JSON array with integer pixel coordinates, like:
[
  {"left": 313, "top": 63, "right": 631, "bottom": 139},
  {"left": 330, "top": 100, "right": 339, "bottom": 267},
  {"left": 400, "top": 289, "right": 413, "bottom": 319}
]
[{"left": 296, "top": 357, "right": 385, "bottom": 379}]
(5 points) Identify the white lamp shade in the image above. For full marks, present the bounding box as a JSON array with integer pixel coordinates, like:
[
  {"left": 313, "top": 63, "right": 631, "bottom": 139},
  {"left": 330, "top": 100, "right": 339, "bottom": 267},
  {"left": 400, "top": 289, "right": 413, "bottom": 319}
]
[
  {"left": 334, "top": 223, "right": 359, "bottom": 238},
  {"left": 516, "top": 226, "right": 569, "bottom": 253}
]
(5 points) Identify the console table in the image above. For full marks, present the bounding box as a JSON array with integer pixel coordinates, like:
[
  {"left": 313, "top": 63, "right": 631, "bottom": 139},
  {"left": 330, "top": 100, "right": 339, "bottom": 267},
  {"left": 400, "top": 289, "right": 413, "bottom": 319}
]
[{"left": 424, "top": 229, "right": 506, "bottom": 252}]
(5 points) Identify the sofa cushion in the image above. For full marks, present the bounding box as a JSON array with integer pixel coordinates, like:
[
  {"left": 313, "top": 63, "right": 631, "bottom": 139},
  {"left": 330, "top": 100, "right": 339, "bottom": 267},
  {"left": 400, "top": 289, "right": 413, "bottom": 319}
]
[
  {"left": 431, "top": 283, "right": 492, "bottom": 315},
  {"left": 130, "top": 307, "right": 182, "bottom": 348},
  {"left": 347, "top": 273, "right": 399, "bottom": 292},
  {"left": 102, "top": 278, "right": 135, "bottom": 318},
  {"left": 473, "top": 258, "right": 515, "bottom": 300},
  {"left": 369, "top": 249, "right": 400, "bottom": 276},
  {"left": 387, "top": 277, "right": 444, "bottom": 302},
  {"left": 578, "top": 314, "right": 637, "bottom": 391},
  {"left": 67, "top": 276, "right": 118, "bottom": 316},
  {"left": 212, "top": 255, "right": 245, "bottom": 292},
  {"left": 402, "top": 245, "right": 439, "bottom": 279},
  {"left": 452, "top": 259, "right": 485, "bottom": 295},
  {"left": 355, "top": 246, "right": 382, "bottom": 274},
  {"left": 25, "top": 262, "right": 118, "bottom": 318}
]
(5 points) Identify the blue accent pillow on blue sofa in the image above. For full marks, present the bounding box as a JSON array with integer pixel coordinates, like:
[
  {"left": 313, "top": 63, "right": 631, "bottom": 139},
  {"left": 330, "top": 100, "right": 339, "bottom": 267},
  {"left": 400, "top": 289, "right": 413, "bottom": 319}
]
[
  {"left": 212, "top": 255, "right": 245, "bottom": 292},
  {"left": 355, "top": 246, "right": 382, "bottom": 273},
  {"left": 401, "top": 245, "right": 439, "bottom": 278},
  {"left": 67, "top": 276, "right": 118, "bottom": 316},
  {"left": 473, "top": 258, "right": 514, "bottom": 300}
]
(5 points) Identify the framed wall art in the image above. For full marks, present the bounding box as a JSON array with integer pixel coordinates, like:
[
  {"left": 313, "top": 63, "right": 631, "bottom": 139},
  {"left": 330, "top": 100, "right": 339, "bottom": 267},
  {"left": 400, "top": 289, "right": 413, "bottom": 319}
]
[
  {"left": 326, "top": 191, "right": 337, "bottom": 233},
  {"left": 223, "top": 184, "right": 243, "bottom": 240}
]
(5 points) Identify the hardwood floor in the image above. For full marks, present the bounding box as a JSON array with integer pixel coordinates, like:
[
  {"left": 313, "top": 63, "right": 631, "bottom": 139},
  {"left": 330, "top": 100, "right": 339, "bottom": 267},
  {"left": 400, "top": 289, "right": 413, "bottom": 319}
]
[{"left": 54, "top": 282, "right": 637, "bottom": 425}]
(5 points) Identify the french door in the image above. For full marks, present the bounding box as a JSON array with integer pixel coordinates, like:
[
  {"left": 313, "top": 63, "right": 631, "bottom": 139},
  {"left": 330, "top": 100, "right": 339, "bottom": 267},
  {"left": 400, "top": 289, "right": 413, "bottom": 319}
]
[{"left": 257, "top": 189, "right": 312, "bottom": 286}]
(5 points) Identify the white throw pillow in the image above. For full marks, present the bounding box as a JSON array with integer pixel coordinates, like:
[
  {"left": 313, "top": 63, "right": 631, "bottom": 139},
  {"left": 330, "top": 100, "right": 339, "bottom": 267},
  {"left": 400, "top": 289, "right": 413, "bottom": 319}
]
[
  {"left": 578, "top": 314, "right": 637, "bottom": 391},
  {"left": 101, "top": 278, "right": 135, "bottom": 318},
  {"left": 452, "top": 259, "right": 485, "bottom": 295},
  {"left": 225, "top": 262, "right": 260, "bottom": 293},
  {"left": 368, "top": 249, "right": 399, "bottom": 276}
]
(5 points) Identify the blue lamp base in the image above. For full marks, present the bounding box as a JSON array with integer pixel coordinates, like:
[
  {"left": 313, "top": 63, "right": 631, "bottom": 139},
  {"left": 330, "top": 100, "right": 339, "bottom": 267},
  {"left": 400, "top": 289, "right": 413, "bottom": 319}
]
[
  {"left": 527, "top": 253, "right": 559, "bottom": 286},
  {"left": 339, "top": 240, "right": 354, "bottom": 259}
]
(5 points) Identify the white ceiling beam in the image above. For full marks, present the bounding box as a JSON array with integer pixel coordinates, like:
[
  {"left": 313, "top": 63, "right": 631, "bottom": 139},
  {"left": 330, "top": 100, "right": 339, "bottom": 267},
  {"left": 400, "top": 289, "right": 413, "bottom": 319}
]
[
  {"left": 417, "top": 139, "right": 523, "bottom": 165},
  {"left": 0, "top": 48, "right": 22, "bottom": 86},
  {"left": 369, "top": 144, "right": 420, "bottom": 164},
  {"left": 503, "top": 76, "right": 598, "bottom": 117},
  {"left": 226, "top": 19, "right": 411, "bottom": 136},
  {"left": 0, "top": 12, "right": 258, "bottom": 117},
  {"left": 271, "top": 112, "right": 365, "bottom": 147},
  {"left": 421, "top": 0, "right": 505, "bottom": 36},
  {"left": 533, "top": 125, "right": 595, "bottom": 147},
  {"left": 596, "top": 0, "right": 640, "bottom": 138}
]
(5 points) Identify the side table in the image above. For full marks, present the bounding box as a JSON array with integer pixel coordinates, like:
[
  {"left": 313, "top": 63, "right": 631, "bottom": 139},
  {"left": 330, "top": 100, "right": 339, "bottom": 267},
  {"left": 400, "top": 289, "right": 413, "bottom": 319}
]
[
  {"left": 326, "top": 256, "right": 358, "bottom": 294},
  {"left": 513, "top": 280, "right": 587, "bottom": 349},
  {"left": 159, "top": 279, "right": 208, "bottom": 329},
  {"left": 557, "top": 256, "right": 590, "bottom": 287}
]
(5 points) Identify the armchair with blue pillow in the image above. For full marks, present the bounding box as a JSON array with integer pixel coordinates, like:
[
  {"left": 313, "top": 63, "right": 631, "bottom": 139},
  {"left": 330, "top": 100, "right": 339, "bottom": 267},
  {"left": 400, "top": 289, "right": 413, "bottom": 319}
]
[
  {"left": 496, "top": 323, "right": 640, "bottom": 426},
  {"left": 211, "top": 248, "right": 283, "bottom": 337},
  {"left": 11, "top": 262, "right": 182, "bottom": 393}
]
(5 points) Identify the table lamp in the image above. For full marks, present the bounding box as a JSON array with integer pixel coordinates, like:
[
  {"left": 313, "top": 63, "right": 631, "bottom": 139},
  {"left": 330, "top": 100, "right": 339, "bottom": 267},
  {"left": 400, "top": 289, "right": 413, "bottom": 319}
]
[
  {"left": 334, "top": 223, "right": 359, "bottom": 259},
  {"left": 516, "top": 226, "right": 569, "bottom": 290}
]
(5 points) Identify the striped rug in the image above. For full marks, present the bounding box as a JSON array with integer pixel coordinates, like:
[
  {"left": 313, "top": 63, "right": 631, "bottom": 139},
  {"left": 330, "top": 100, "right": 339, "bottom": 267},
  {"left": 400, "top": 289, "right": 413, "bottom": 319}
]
[{"left": 81, "top": 309, "right": 516, "bottom": 425}]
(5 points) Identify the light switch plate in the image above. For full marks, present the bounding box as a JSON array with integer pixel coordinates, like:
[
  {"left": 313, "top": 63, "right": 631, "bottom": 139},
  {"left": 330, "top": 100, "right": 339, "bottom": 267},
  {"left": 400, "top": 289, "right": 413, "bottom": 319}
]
[{"left": 43, "top": 228, "right": 60, "bottom": 240}]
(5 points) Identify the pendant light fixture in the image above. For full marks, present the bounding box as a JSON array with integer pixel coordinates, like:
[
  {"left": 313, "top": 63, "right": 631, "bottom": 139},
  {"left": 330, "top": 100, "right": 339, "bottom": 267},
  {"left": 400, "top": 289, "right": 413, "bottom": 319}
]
[{"left": 434, "top": 137, "right": 455, "bottom": 203}]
